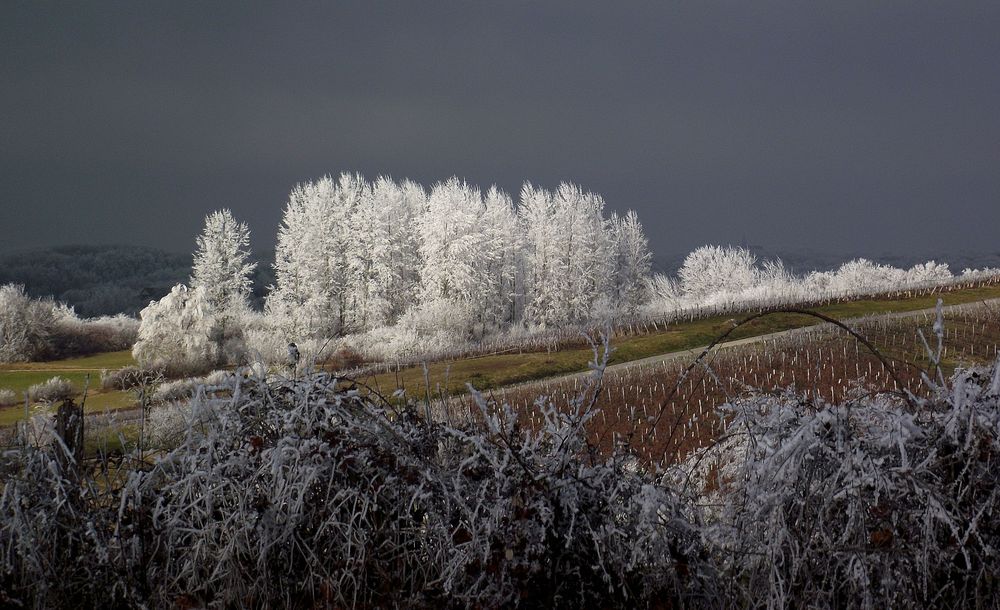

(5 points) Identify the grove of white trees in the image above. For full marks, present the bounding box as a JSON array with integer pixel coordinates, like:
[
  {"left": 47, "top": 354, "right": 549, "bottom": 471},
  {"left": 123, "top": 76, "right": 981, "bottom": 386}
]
[
  {"left": 264, "top": 174, "right": 652, "bottom": 342},
  {"left": 130, "top": 174, "right": 652, "bottom": 369},
  {"left": 126, "top": 172, "right": 1000, "bottom": 370}
]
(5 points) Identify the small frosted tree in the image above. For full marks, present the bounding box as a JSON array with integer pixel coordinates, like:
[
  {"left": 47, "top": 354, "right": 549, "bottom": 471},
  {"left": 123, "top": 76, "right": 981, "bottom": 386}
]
[
  {"left": 190, "top": 209, "right": 256, "bottom": 365},
  {"left": 611, "top": 210, "right": 652, "bottom": 315},
  {"left": 905, "top": 260, "right": 951, "bottom": 285},
  {"left": 191, "top": 209, "right": 256, "bottom": 311},
  {"left": 0, "top": 284, "right": 56, "bottom": 362},
  {"left": 133, "top": 284, "right": 218, "bottom": 376},
  {"left": 678, "top": 245, "right": 758, "bottom": 299}
]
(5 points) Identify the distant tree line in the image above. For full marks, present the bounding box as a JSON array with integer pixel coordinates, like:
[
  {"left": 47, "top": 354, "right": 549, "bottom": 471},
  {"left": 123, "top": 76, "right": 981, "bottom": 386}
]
[
  {"left": 0, "top": 245, "right": 191, "bottom": 317},
  {"left": 0, "top": 244, "right": 276, "bottom": 318}
]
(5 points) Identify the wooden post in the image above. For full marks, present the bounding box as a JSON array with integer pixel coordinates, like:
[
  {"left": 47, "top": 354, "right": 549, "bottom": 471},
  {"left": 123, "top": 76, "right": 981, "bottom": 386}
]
[{"left": 54, "top": 397, "right": 84, "bottom": 474}]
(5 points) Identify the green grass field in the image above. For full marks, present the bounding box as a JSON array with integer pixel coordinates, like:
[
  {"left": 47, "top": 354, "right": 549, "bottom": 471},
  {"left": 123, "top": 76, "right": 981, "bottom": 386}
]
[
  {"left": 0, "top": 350, "right": 136, "bottom": 426},
  {"left": 356, "top": 284, "right": 1000, "bottom": 400}
]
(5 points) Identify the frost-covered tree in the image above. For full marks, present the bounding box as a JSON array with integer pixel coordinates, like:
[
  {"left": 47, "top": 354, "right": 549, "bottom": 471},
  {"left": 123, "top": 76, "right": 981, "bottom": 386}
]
[
  {"left": 190, "top": 209, "right": 256, "bottom": 311},
  {"left": 133, "top": 284, "right": 219, "bottom": 375},
  {"left": 415, "top": 178, "right": 494, "bottom": 338},
  {"left": 645, "top": 273, "right": 683, "bottom": 312},
  {"left": 347, "top": 177, "right": 424, "bottom": 329},
  {"left": 482, "top": 186, "right": 523, "bottom": 328},
  {"left": 551, "top": 183, "right": 614, "bottom": 324},
  {"left": 611, "top": 210, "right": 652, "bottom": 315},
  {"left": 520, "top": 183, "right": 618, "bottom": 326},
  {"left": 519, "top": 183, "right": 560, "bottom": 327},
  {"left": 0, "top": 283, "right": 55, "bottom": 362},
  {"left": 189, "top": 209, "right": 257, "bottom": 366},
  {"left": 267, "top": 175, "right": 358, "bottom": 339},
  {"left": 678, "top": 245, "right": 758, "bottom": 299}
]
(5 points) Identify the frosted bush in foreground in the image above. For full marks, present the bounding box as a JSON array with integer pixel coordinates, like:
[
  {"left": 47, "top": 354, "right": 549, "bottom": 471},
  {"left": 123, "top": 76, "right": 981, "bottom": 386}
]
[
  {"left": 2, "top": 340, "right": 999, "bottom": 608},
  {"left": 144, "top": 400, "right": 193, "bottom": 449},
  {"left": 675, "top": 362, "right": 1000, "bottom": 609},
  {"left": 0, "top": 350, "right": 717, "bottom": 608}
]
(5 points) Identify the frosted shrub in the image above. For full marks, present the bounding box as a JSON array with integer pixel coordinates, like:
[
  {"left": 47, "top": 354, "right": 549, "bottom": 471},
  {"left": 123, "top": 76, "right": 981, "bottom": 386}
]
[
  {"left": 342, "top": 298, "right": 476, "bottom": 360},
  {"left": 211, "top": 303, "right": 254, "bottom": 366},
  {"left": 242, "top": 310, "right": 287, "bottom": 364},
  {"left": 905, "top": 260, "right": 952, "bottom": 284},
  {"left": 678, "top": 363, "right": 1000, "bottom": 609},
  {"left": 243, "top": 311, "right": 337, "bottom": 367},
  {"left": 344, "top": 325, "right": 420, "bottom": 361},
  {"left": 0, "top": 388, "right": 17, "bottom": 407},
  {"left": 645, "top": 248, "right": 997, "bottom": 322},
  {"left": 0, "top": 286, "right": 139, "bottom": 362},
  {"left": 121, "top": 367, "right": 714, "bottom": 608},
  {"left": 678, "top": 245, "right": 759, "bottom": 299},
  {"left": 151, "top": 370, "right": 233, "bottom": 403},
  {"left": 49, "top": 306, "right": 139, "bottom": 357},
  {"left": 0, "top": 356, "right": 716, "bottom": 608},
  {"left": 151, "top": 378, "right": 198, "bottom": 403},
  {"left": 99, "top": 365, "right": 144, "bottom": 391},
  {"left": 395, "top": 298, "right": 474, "bottom": 352},
  {"left": 0, "top": 284, "right": 55, "bottom": 362},
  {"left": 962, "top": 266, "right": 1000, "bottom": 281},
  {"left": 0, "top": 438, "right": 122, "bottom": 607},
  {"left": 133, "top": 284, "right": 220, "bottom": 376},
  {"left": 829, "top": 258, "right": 905, "bottom": 294},
  {"left": 26, "top": 376, "right": 74, "bottom": 404},
  {"left": 144, "top": 400, "right": 193, "bottom": 449}
]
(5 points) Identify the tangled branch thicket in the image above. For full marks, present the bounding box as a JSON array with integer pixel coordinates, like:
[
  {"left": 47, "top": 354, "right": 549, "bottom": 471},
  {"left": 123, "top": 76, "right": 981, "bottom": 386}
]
[{"left": 2, "top": 342, "right": 1000, "bottom": 608}]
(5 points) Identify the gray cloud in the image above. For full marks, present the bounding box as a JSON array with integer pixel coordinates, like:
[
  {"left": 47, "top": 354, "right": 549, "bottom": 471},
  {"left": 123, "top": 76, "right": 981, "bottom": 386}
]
[{"left": 1, "top": 1, "right": 998, "bottom": 269}]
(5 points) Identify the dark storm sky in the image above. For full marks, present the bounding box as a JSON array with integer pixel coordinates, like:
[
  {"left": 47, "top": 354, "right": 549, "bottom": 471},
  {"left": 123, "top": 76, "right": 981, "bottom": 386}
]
[{"left": 2, "top": 1, "right": 999, "bottom": 270}]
